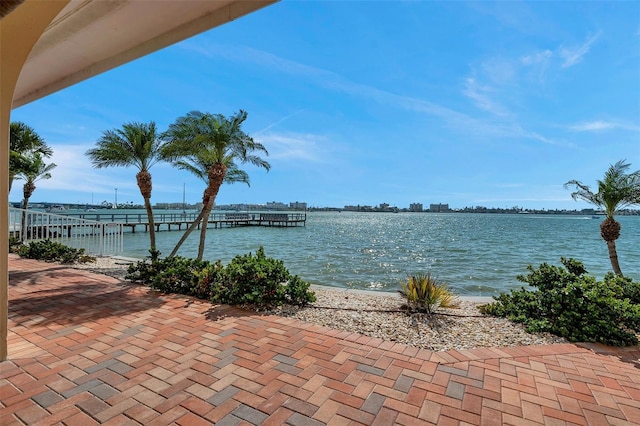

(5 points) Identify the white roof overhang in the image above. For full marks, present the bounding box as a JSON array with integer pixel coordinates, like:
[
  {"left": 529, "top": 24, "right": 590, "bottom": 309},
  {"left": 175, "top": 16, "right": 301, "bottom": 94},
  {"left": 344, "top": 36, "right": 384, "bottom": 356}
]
[{"left": 11, "top": 0, "right": 277, "bottom": 108}]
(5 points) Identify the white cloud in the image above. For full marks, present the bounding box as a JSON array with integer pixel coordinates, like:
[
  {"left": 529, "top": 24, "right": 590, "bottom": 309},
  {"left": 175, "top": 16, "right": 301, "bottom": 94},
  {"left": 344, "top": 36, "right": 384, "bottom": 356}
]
[
  {"left": 526, "top": 131, "right": 557, "bottom": 145},
  {"left": 463, "top": 77, "right": 509, "bottom": 117},
  {"left": 570, "top": 121, "right": 615, "bottom": 131},
  {"left": 568, "top": 120, "right": 640, "bottom": 132},
  {"left": 560, "top": 32, "right": 602, "bottom": 68},
  {"left": 34, "top": 144, "right": 135, "bottom": 195},
  {"left": 254, "top": 109, "right": 308, "bottom": 135},
  {"left": 520, "top": 49, "right": 553, "bottom": 82},
  {"left": 481, "top": 58, "right": 517, "bottom": 86},
  {"left": 257, "top": 133, "right": 326, "bottom": 162},
  {"left": 187, "top": 41, "right": 556, "bottom": 146},
  {"left": 521, "top": 50, "right": 553, "bottom": 66}
]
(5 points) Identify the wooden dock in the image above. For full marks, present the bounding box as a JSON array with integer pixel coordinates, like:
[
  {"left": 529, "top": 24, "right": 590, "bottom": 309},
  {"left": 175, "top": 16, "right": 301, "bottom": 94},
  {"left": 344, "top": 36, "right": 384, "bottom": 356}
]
[{"left": 64, "top": 212, "right": 306, "bottom": 233}]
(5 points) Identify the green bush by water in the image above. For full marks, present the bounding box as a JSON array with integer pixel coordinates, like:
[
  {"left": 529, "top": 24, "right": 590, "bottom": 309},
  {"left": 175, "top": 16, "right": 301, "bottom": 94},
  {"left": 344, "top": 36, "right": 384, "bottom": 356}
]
[
  {"left": 126, "top": 246, "right": 316, "bottom": 307},
  {"left": 14, "top": 239, "right": 96, "bottom": 264},
  {"left": 480, "top": 257, "right": 640, "bottom": 346}
]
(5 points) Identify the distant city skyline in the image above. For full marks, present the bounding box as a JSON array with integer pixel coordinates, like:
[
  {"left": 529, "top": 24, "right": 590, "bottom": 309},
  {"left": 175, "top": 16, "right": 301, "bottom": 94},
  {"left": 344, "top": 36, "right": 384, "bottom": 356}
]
[
  {"left": 9, "top": 2, "right": 639, "bottom": 211},
  {"left": 11, "top": 198, "right": 639, "bottom": 215}
]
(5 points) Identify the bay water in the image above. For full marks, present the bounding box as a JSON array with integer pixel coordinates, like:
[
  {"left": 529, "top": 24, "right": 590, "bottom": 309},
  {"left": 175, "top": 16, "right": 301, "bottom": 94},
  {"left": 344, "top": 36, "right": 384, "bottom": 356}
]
[{"left": 110, "top": 211, "right": 639, "bottom": 296}]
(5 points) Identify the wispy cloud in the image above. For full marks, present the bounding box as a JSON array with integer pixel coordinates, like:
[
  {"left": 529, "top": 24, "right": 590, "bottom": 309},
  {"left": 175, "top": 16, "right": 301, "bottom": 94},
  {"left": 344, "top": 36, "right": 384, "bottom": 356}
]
[
  {"left": 32, "top": 144, "right": 136, "bottom": 197},
  {"left": 560, "top": 31, "right": 602, "bottom": 68},
  {"left": 521, "top": 50, "right": 553, "bottom": 66},
  {"left": 254, "top": 109, "right": 308, "bottom": 135},
  {"left": 257, "top": 133, "right": 326, "bottom": 162},
  {"left": 185, "top": 42, "right": 556, "bottom": 146},
  {"left": 520, "top": 49, "right": 553, "bottom": 82},
  {"left": 463, "top": 77, "right": 509, "bottom": 117},
  {"left": 568, "top": 120, "right": 640, "bottom": 132}
]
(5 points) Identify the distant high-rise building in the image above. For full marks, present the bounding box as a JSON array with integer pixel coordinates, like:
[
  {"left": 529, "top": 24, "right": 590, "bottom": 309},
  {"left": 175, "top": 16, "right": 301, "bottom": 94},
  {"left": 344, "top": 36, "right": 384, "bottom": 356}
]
[
  {"left": 266, "top": 201, "right": 288, "bottom": 210},
  {"left": 409, "top": 203, "right": 423, "bottom": 212},
  {"left": 429, "top": 203, "right": 449, "bottom": 212},
  {"left": 290, "top": 201, "right": 307, "bottom": 210}
]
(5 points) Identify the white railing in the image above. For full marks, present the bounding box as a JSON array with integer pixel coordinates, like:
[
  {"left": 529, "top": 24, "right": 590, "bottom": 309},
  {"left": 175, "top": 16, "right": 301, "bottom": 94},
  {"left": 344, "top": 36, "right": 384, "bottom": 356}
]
[{"left": 9, "top": 207, "right": 123, "bottom": 256}]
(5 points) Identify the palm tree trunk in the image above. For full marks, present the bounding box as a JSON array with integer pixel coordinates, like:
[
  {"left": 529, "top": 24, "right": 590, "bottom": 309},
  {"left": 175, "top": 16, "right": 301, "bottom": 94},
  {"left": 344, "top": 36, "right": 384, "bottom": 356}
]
[
  {"left": 196, "top": 196, "right": 216, "bottom": 260},
  {"left": 143, "top": 197, "right": 156, "bottom": 252},
  {"left": 168, "top": 206, "right": 207, "bottom": 257},
  {"left": 600, "top": 218, "right": 623, "bottom": 276},
  {"left": 606, "top": 240, "right": 623, "bottom": 276},
  {"left": 196, "top": 164, "right": 226, "bottom": 261},
  {"left": 21, "top": 182, "right": 35, "bottom": 237},
  {"left": 136, "top": 170, "right": 157, "bottom": 253},
  {"left": 21, "top": 198, "right": 28, "bottom": 238}
]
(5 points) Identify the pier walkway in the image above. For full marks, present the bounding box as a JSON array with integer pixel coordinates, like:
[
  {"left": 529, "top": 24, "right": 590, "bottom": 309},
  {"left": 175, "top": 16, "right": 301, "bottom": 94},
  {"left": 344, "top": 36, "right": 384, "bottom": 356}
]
[
  {"left": 3, "top": 254, "right": 640, "bottom": 425},
  {"left": 66, "top": 212, "right": 307, "bottom": 233}
]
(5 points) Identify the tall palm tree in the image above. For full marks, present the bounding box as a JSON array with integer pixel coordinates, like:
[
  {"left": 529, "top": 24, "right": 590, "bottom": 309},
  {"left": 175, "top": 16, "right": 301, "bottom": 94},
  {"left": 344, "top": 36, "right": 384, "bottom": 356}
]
[
  {"left": 16, "top": 153, "right": 56, "bottom": 210},
  {"left": 565, "top": 160, "right": 640, "bottom": 276},
  {"left": 15, "top": 154, "right": 56, "bottom": 234},
  {"left": 86, "top": 122, "right": 164, "bottom": 253},
  {"left": 162, "top": 110, "right": 270, "bottom": 260},
  {"left": 9, "top": 121, "right": 52, "bottom": 192}
]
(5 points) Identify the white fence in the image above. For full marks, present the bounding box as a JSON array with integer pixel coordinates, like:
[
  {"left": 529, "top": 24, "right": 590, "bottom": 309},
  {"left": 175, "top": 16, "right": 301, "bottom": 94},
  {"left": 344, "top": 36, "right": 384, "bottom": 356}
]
[{"left": 9, "top": 207, "right": 123, "bottom": 256}]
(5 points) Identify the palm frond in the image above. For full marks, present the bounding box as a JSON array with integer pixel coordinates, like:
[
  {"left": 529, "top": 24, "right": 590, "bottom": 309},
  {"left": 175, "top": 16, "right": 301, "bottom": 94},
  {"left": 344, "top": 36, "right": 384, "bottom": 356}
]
[
  {"left": 173, "top": 160, "right": 208, "bottom": 183},
  {"left": 224, "top": 166, "right": 250, "bottom": 186},
  {"left": 15, "top": 153, "right": 56, "bottom": 183},
  {"left": 87, "top": 121, "right": 164, "bottom": 172},
  {"left": 163, "top": 109, "right": 270, "bottom": 187},
  {"left": 565, "top": 160, "right": 640, "bottom": 216},
  {"left": 10, "top": 121, "right": 52, "bottom": 157}
]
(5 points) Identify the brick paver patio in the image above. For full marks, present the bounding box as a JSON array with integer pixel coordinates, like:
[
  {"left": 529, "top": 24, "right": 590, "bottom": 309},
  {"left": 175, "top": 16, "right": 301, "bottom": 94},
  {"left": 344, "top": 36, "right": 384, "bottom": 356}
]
[{"left": 2, "top": 254, "right": 639, "bottom": 425}]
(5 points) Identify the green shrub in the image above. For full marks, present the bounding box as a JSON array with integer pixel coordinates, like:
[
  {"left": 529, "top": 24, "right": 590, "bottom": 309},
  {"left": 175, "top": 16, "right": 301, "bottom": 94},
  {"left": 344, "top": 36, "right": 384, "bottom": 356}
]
[
  {"left": 9, "top": 236, "right": 22, "bottom": 253},
  {"left": 16, "top": 239, "right": 96, "bottom": 264},
  {"left": 480, "top": 258, "right": 640, "bottom": 346},
  {"left": 218, "top": 247, "right": 315, "bottom": 306},
  {"left": 398, "top": 273, "right": 459, "bottom": 314},
  {"left": 126, "top": 252, "right": 213, "bottom": 297},
  {"left": 284, "top": 275, "right": 317, "bottom": 306},
  {"left": 152, "top": 257, "right": 213, "bottom": 296},
  {"left": 126, "top": 247, "right": 316, "bottom": 307},
  {"left": 192, "top": 261, "right": 226, "bottom": 300}
]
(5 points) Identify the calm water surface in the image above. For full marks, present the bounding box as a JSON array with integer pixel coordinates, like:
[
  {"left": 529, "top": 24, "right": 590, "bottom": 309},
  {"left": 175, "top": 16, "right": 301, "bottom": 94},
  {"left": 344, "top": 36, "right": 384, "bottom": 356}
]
[{"left": 114, "top": 211, "right": 639, "bottom": 296}]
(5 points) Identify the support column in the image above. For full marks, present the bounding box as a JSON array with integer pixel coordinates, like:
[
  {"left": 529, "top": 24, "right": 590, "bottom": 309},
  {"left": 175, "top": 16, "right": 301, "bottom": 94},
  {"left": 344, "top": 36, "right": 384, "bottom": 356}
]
[{"left": 0, "top": 0, "right": 69, "bottom": 361}]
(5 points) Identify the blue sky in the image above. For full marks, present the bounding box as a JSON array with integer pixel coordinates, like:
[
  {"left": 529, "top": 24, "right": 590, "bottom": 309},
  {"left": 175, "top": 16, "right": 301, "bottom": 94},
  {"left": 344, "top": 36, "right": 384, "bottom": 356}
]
[{"left": 10, "top": 1, "right": 640, "bottom": 210}]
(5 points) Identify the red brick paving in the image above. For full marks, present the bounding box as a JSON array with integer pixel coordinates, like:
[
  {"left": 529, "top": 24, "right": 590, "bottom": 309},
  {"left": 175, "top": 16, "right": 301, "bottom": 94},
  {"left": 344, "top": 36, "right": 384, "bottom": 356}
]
[{"left": 2, "top": 254, "right": 640, "bottom": 425}]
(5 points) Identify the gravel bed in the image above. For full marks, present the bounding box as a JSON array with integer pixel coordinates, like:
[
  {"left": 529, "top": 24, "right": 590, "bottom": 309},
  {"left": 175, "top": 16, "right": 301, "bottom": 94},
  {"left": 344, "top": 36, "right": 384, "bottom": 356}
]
[{"left": 71, "top": 256, "right": 567, "bottom": 352}]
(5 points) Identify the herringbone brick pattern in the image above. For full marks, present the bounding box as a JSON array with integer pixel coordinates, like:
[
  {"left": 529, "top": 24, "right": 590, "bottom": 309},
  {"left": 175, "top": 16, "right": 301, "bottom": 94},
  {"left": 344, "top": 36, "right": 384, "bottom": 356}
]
[{"left": 2, "top": 254, "right": 639, "bottom": 425}]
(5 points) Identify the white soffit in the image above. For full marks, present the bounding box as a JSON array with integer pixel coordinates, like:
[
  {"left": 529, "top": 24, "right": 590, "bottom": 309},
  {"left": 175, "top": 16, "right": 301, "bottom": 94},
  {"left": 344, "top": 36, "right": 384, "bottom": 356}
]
[{"left": 13, "top": 0, "right": 276, "bottom": 107}]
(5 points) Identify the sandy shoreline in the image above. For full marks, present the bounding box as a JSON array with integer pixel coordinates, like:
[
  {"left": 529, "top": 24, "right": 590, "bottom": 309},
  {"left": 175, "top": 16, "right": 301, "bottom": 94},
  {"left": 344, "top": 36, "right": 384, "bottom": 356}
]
[{"left": 71, "top": 256, "right": 568, "bottom": 352}]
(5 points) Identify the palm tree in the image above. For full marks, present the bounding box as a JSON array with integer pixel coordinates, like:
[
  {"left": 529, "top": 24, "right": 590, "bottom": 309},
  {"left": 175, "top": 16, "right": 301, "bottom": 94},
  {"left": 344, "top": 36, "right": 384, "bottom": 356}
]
[
  {"left": 9, "top": 121, "right": 52, "bottom": 192},
  {"left": 565, "top": 160, "right": 640, "bottom": 276},
  {"left": 86, "top": 122, "right": 164, "bottom": 253},
  {"left": 16, "top": 153, "right": 56, "bottom": 210},
  {"left": 15, "top": 154, "right": 56, "bottom": 234},
  {"left": 162, "top": 110, "right": 270, "bottom": 260}
]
